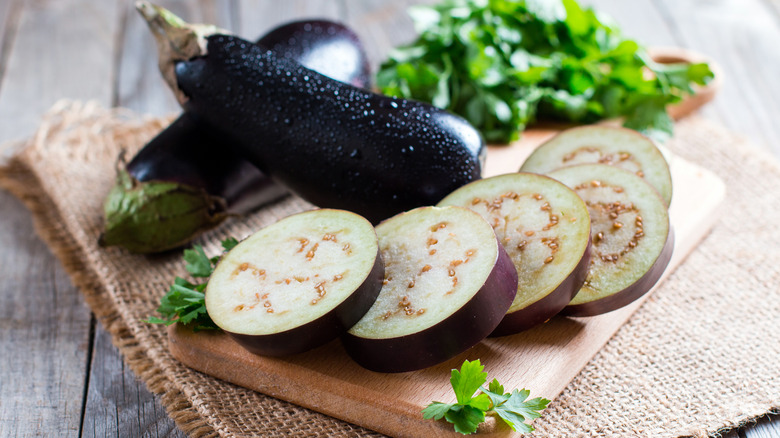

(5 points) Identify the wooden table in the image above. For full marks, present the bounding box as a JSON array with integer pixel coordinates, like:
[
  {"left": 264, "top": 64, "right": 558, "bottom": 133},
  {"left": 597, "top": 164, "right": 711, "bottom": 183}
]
[{"left": 0, "top": 1, "right": 777, "bottom": 437}]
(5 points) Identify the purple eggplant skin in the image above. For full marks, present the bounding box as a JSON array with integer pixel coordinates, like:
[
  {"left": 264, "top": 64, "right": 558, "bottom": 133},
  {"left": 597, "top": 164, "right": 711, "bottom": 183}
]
[
  {"left": 257, "top": 20, "right": 371, "bottom": 89},
  {"left": 173, "top": 35, "right": 486, "bottom": 224},
  {"left": 560, "top": 228, "right": 675, "bottom": 317},
  {"left": 100, "top": 19, "right": 372, "bottom": 253},
  {"left": 490, "top": 235, "right": 592, "bottom": 337},
  {"left": 227, "top": 248, "right": 385, "bottom": 357},
  {"left": 341, "top": 241, "right": 517, "bottom": 373},
  {"left": 126, "top": 113, "right": 285, "bottom": 214},
  {"left": 128, "top": 19, "right": 372, "bottom": 206},
  {"left": 99, "top": 114, "right": 287, "bottom": 254}
]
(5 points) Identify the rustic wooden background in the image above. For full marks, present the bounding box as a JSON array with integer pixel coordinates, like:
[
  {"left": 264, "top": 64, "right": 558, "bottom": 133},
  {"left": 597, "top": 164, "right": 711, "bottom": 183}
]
[{"left": 0, "top": 0, "right": 778, "bottom": 437}]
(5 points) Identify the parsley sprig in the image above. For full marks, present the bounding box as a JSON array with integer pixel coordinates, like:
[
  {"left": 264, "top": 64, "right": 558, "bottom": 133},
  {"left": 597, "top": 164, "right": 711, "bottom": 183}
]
[
  {"left": 377, "top": 0, "right": 714, "bottom": 143},
  {"left": 423, "top": 359, "right": 550, "bottom": 434},
  {"left": 145, "top": 237, "right": 238, "bottom": 331}
]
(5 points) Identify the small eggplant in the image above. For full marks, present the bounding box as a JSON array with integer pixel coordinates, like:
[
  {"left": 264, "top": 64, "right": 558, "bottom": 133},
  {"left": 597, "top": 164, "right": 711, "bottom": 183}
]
[
  {"left": 100, "top": 18, "right": 372, "bottom": 253},
  {"left": 137, "top": 3, "right": 486, "bottom": 225}
]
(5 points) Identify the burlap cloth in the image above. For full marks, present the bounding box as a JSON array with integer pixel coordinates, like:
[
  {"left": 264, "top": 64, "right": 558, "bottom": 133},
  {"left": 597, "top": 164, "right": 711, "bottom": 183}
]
[{"left": 0, "top": 100, "right": 777, "bottom": 437}]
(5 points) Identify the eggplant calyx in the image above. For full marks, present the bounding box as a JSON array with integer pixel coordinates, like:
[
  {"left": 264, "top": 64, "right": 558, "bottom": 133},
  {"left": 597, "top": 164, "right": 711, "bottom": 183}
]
[
  {"left": 135, "top": 1, "right": 225, "bottom": 105},
  {"left": 100, "top": 169, "right": 228, "bottom": 254}
]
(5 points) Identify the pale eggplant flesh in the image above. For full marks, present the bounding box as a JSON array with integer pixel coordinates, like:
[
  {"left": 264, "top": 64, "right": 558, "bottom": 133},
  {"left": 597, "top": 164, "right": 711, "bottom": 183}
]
[
  {"left": 228, "top": 250, "right": 384, "bottom": 356},
  {"left": 548, "top": 164, "right": 674, "bottom": 316},
  {"left": 520, "top": 125, "right": 673, "bottom": 206},
  {"left": 560, "top": 229, "right": 674, "bottom": 316},
  {"left": 205, "top": 209, "right": 384, "bottom": 356},
  {"left": 342, "top": 206, "right": 517, "bottom": 373},
  {"left": 438, "top": 173, "right": 592, "bottom": 335}
]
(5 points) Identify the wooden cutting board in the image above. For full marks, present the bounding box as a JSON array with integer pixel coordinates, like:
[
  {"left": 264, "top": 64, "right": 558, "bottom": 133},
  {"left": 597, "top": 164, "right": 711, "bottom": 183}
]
[
  {"left": 168, "top": 48, "right": 724, "bottom": 438},
  {"left": 168, "top": 136, "right": 725, "bottom": 438}
]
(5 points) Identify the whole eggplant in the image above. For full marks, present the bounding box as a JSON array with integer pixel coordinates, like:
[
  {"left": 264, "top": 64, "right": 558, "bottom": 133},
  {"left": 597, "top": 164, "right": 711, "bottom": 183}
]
[
  {"left": 137, "top": 3, "right": 485, "bottom": 224},
  {"left": 100, "top": 19, "right": 372, "bottom": 253},
  {"left": 257, "top": 20, "right": 371, "bottom": 89}
]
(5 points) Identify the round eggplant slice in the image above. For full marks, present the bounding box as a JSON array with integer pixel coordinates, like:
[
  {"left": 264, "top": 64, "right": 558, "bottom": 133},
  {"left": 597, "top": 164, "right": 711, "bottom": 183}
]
[
  {"left": 205, "top": 209, "right": 383, "bottom": 356},
  {"left": 548, "top": 164, "right": 674, "bottom": 316},
  {"left": 343, "top": 206, "right": 517, "bottom": 373},
  {"left": 438, "top": 173, "right": 592, "bottom": 335},
  {"left": 520, "top": 125, "right": 673, "bottom": 206}
]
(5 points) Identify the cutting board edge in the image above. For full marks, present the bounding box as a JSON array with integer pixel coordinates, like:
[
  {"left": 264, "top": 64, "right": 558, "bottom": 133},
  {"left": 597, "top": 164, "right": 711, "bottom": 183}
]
[{"left": 168, "top": 324, "right": 515, "bottom": 437}]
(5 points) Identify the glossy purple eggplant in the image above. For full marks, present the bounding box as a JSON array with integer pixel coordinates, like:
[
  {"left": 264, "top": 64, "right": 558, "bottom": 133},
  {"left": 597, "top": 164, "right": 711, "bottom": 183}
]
[
  {"left": 137, "top": 3, "right": 486, "bottom": 225},
  {"left": 100, "top": 19, "right": 372, "bottom": 253},
  {"left": 257, "top": 20, "right": 371, "bottom": 89}
]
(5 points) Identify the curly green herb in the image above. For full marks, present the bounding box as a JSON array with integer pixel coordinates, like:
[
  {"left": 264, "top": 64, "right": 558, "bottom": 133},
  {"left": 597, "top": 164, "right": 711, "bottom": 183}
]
[
  {"left": 423, "top": 359, "right": 550, "bottom": 434},
  {"left": 377, "top": 0, "right": 714, "bottom": 143},
  {"left": 145, "top": 237, "right": 238, "bottom": 331}
]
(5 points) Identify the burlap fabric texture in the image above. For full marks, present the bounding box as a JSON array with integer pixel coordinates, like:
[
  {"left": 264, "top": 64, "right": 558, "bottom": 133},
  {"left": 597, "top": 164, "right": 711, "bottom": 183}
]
[{"left": 0, "top": 100, "right": 777, "bottom": 437}]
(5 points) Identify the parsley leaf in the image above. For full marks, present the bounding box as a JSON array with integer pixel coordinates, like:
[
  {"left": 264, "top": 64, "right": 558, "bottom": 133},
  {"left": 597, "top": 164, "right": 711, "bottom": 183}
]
[
  {"left": 184, "top": 245, "right": 213, "bottom": 278},
  {"left": 377, "top": 0, "right": 714, "bottom": 143},
  {"left": 484, "top": 378, "right": 510, "bottom": 406},
  {"left": 485, "top": 387, "right": 550, "bottom": 433},
  {"left": 145, "top": 237, "right": 238, "bottom": 331},
  {"left": 422, "top": 402, "right": 455, "bottom": 420},
  {"left": 422, "top": 359, "right": 550, "bottom": 435},
  {"left": 445, "top": 405, "right": 486, "bottom": 435},
  {"left": 451, "top": 359, "right": 488, "bottom": 404},
  {"left": 221, "top": 237, "right": 239, "bottom": 251}
]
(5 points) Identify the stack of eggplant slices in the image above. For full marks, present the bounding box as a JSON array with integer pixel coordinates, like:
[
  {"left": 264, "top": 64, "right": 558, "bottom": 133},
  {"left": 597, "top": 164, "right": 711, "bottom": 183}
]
[{"left": 115, "top": 3, "right": 674, "bottom": 373}]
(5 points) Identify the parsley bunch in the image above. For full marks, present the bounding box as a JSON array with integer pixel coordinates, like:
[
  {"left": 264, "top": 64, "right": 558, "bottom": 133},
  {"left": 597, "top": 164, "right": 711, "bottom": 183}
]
[
  {"left": 145, "top": 237, "right": 238, "bottom": 331},
  {"left": 377, "top": 0, "right": 714, "bottom": 143},
  {"left": 423, "top": 359, "right": 550, "bottom": 434}
]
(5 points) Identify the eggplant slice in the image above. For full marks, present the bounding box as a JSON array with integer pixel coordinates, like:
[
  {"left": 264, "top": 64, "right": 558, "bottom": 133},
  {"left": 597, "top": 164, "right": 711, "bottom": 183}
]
[
  {"left": 206, "top": 209, "right": 383, "bottom": 356},
  {"left": 439, "top": 173, "right": 592, "bottom": 335},
  {"left": 548, "top": 164, "right": 674, "bottom": 316},
  {"left": 343, "top": 206, "right": 517, "bottom": 373},
  {"left": 520, "top": 125, "right": 673, "bottom": 206}
]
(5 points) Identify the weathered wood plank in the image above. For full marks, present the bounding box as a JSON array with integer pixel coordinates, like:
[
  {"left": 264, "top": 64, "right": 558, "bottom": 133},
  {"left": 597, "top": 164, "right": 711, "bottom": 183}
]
[
  {"left": 744, "top": 414, "right": 780, "bottom": 438},
  {"left": 763, "top": 0, "right": 780, "bottom": 22},
  {"left": 81, "top": 324, "right": 187, "bottom": 438},
  {"left": 653, "top": 0, "right": 780, "bottom": 158},
  {"left": 0, "top": 1, "right": 120, "bottom": 437},
  {"left": 78, "top": 2, "right": 236, "bottom": 437},
  {"left": 580, "top": 0, "right": 678, "bottom": 47},
  {"left": 0, "top": 190, "right": 92, "bottom": 438},
  {"left": 116, "top": 0, "right": 236, "bottom": 116},
  {"left": 0, "top": 0, "right": 120, "bottom": 145},
  {"left": 115, "top": 0, "right": 178, "bottom": 116},
  {"left": 0, "top": 0, "right": 19, "bottom": 84},
  {"left": 342, "top": 0, "right": 433, "bottom": 71},
  {"left": 235, "top": 0, "right": 342, "bottom": 41}
]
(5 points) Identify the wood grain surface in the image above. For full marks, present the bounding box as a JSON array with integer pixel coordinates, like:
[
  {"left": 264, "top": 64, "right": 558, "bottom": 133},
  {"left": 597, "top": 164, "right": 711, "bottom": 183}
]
[{"left": 0, "top": 0, "right": 778, "bottom": 437}]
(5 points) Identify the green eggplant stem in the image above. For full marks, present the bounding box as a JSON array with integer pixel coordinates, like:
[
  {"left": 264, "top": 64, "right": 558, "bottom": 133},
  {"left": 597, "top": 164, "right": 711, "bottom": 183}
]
[{"left": 100, "top": 169, "right": 228, "bottom": 253}]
